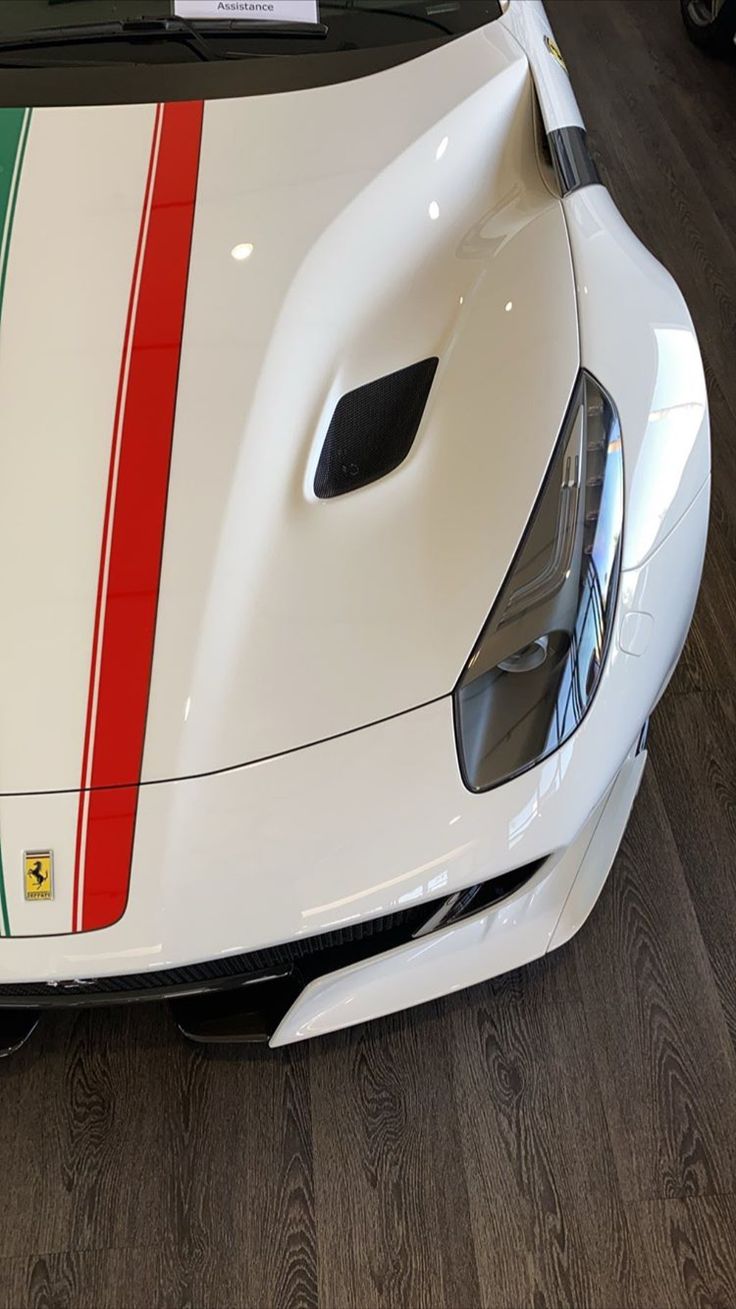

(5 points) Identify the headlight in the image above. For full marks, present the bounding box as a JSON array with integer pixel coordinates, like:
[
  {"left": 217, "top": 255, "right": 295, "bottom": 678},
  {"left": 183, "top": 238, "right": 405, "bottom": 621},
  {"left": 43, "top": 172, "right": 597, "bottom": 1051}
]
[{"left": 454, "top": 371, "right": 623, "bottom": 792}]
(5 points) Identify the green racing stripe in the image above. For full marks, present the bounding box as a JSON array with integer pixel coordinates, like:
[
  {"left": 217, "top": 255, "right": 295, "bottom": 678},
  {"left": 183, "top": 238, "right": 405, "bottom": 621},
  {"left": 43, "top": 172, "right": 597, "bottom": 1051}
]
[
  {"left": 0, "top": 108, "right": 31, "bottom": 314},
  {"left": 0, "top": 106, "right": 31, "bottom": 934},
  {"left": 0, "top": 845, "right": 9, "bottom": 938}
]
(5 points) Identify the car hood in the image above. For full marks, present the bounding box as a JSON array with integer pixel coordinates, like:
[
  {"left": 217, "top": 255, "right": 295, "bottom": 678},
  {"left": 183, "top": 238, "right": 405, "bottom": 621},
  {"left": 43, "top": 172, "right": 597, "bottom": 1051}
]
[{"left": 0, "top": 20, "right": 578, "bottom": 796}]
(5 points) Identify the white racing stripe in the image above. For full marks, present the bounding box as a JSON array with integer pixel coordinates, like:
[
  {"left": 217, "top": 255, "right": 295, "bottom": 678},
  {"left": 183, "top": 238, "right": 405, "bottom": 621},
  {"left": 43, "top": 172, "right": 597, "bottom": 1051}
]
[{"left": 0, "top": 103, "right": 155, "bottom": 936}]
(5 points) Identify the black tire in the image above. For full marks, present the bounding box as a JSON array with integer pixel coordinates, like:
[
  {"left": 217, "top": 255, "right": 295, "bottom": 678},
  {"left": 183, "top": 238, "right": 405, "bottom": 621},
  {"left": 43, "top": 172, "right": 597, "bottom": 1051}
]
[{"left": 680, "top": 0, "right": 736, "bottom": 55}]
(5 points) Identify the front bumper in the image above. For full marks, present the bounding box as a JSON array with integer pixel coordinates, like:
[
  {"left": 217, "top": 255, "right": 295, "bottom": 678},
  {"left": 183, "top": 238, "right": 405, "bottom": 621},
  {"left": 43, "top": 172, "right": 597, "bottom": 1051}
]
[
  {"left": 272, "top": 741, "right": 647, "bottom": 1045},
  {"left": 0, "top": 476, "right": 709, "bottom": 1042}
]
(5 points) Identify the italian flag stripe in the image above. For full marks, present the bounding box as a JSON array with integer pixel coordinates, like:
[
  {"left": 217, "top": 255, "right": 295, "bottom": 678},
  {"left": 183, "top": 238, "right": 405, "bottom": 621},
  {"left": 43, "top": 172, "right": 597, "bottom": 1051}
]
[
  {"left": 0, "top": 844, "right": 9, "bottom": 938},
  {"left": 0, "top": 108, "right": 31, "bottom": 317},
  {"left": 0, "top": 106, "right": 31, "bottom": 936},
  {"left": 73, "top": 100, "right": 204, "bottom": 932}
]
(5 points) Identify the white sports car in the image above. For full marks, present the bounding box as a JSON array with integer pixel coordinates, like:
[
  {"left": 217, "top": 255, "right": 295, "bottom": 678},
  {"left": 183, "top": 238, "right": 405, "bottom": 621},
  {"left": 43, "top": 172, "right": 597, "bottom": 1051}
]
[{"left": 0, "top": 0, "right": 709, "bottom": 1054}]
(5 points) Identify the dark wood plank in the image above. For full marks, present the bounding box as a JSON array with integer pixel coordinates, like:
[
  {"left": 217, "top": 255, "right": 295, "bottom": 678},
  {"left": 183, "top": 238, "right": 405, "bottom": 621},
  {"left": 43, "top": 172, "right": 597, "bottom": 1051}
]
[
  {"left": 651, "top": 692, "right": 736, "bottom": 1049},
  {"left": 62, "top": 1007, "right": 173, "bottom": 1254},
  {"left": 0, "top": 1236, "right": 318, "bottom": 1309},
  {"left": 309, "top": 1005, "right": 480, "bottom": 1309},
  {"left": 0, "top": 1250, "right": 80, "bottom": 1309},
  {"left": 632, "top": 1196, "right": 736, "bottom": 1309},
  {"left": 670, "top": 465, "right": 736, "bottom": 698},
  {"left": 0, "top": 1005, "right": 171, "bottom": 1259},
  {"left": 449, "top": 957, "right": 641, "bottom": 1309},
  {"left": 0, "top": 1248, "right": 148, "bottom": 1309},
  {"left": 568, "top": 768, "right": 736, "bottom": 1203},
  {"left": 0, "top": 1244, "right": 242, "bottom": 1309},
  {"left": 0, "top": 1020, "right": 72, "bottom": 1262},
  {"left": 624, "top": 0, "right": 736, "bottom": 190},
  {"left": 158, "top": 1038, "right": 317, "bottom": 1309},
  {"left": 0, "top": 1006, "right": 317, "bottom": 1309}
]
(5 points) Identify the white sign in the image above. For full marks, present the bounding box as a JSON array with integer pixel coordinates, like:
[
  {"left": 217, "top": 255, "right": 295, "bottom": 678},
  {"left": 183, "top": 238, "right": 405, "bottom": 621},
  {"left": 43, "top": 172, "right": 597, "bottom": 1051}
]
[{"left": 174, "top": 0, "right": 320, "bottom": 22}]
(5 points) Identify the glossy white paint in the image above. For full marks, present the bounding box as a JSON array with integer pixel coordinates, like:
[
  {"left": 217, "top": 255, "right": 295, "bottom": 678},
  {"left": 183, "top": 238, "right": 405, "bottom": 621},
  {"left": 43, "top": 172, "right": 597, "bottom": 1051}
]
[
  {"left": 0, "top": 105, "right": 153, "bottom": 796},
  {"left": 0, "top": 478, "right": 708, "bottom": 975},
  {"left": 271, "top": 746, "right": 647, "bottom": 1046},
  {"left": 142, "top": 25, "right": 579, "bottom": 782},
  {"left": 547, "top": 747, "right": 648, "bottom": 951},
  {"left": 501, "top": 0, "right": 584, "bottom": 131},
  {"left": 0, "top": 24, "right": 582, "bottom": 795},
  {"left": 564, "top": 185, "right": 711, "bottom": 569}
]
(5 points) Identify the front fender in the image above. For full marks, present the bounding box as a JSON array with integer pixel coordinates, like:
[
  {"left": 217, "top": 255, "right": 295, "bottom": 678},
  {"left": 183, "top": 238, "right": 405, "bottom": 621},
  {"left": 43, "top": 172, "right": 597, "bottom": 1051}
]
[{"left": 564, "top": 184, "right": 710, "bottom": 571}]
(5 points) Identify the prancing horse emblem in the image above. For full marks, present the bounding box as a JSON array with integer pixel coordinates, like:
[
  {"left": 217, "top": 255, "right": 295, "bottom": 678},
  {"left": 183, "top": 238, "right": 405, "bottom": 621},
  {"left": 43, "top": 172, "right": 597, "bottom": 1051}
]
[
  {"left": 27, "top": 860, "right": 46, "bottom": 888},
  {"left": 24, "top": 850, "right": 54, "bottom": 902}
]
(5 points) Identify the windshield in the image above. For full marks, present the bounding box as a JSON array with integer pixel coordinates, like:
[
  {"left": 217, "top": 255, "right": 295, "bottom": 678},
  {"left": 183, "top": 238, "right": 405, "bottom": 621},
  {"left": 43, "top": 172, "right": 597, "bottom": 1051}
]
[
  {"left": 0, "top": 1, "right": 502, "bottom": 62},
  {"left": 0, "top": 0, "right": 503, "bottom": 105}
]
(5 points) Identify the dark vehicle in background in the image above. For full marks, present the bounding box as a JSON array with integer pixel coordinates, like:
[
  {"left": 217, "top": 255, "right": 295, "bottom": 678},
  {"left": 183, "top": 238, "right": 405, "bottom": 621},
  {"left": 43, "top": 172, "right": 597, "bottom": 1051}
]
[{"left": 681, "top": 0, "right": 736, "bottom": 54}]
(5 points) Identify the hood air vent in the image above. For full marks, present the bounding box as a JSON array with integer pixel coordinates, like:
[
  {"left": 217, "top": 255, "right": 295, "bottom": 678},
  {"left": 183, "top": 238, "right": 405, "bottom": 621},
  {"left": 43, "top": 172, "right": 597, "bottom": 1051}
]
[{"left": 314, "top": 357, "right": 439, "bottom": 498}]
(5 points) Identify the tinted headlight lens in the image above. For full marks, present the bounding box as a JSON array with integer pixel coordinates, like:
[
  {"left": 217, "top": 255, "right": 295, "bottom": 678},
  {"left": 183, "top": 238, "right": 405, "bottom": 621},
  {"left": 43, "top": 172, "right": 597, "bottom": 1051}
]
[{"left": 454, "top": 372, "right": 623, "bottom": 792}]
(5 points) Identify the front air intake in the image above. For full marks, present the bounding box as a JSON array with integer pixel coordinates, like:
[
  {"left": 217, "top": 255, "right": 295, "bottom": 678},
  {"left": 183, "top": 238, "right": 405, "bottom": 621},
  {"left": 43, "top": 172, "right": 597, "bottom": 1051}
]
[{"left": 314, "top": 357, "right": 439, "bottom": 498}]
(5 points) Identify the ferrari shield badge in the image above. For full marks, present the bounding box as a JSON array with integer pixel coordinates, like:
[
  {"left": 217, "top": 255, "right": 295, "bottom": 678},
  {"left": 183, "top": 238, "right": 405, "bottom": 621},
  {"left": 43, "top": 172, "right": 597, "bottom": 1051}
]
[
  {"left": 24, "top": 850, "right": 54, "bottom": 901},
  {"left": 543, "top": 34, "right": 568, "bottom": 73}
]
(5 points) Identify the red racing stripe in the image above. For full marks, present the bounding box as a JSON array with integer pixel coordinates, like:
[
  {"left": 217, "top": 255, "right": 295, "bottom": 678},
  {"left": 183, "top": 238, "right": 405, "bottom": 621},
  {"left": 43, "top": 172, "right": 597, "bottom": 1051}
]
[{"left": 73, "top": 100, "right": 204, "bottom": 933}]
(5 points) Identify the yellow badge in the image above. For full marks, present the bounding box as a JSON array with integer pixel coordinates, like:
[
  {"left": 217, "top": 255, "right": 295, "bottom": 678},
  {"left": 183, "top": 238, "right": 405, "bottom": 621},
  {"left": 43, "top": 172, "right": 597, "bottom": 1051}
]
[
  {"left": 544, "top": 34, "right": 568, "bottom": 72},
  {"left": 24, "top": 850, "right": 54, "bottom": 901}
]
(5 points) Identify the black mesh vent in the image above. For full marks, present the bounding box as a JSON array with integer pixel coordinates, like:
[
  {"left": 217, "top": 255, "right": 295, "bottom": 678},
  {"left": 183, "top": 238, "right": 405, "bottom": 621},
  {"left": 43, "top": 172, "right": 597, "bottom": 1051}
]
[
  {"left": 0, "top": 859, "right": 544, "bottom": 1009},
  {"left": 314, "top": 357, "right": 439, "bottom": 498},
  {"left": 0, "top": 903, "right": 430, "bottom": 1005}
]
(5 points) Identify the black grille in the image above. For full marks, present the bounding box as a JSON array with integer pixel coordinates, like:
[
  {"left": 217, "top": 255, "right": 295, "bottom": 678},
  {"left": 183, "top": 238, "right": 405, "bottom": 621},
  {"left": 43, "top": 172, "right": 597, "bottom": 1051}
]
[
  {"left": 0, "top": 904, "right": 430, "bottom": 1006},
  {"left": 0, "top": 859, "right": 545, "bottom": 1009},
  {"left": 314, "top": 357, "right": 439, "bottom": 498}
]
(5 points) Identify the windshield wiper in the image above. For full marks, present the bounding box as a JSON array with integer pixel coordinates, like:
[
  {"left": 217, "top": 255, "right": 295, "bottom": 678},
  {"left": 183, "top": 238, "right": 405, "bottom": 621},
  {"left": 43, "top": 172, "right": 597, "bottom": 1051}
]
[
  {"left": 0, "top": 16, "right": 329, "bottom": 63},
  {"left": 324, "top": 3, "right": 453, "bottom": 37}
]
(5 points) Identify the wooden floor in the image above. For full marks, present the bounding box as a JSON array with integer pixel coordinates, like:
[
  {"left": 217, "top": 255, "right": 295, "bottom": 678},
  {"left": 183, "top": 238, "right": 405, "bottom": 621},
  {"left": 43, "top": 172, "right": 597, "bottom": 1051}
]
[{"left": 2, "top": 3, "right": 736, "bottom": 1306}]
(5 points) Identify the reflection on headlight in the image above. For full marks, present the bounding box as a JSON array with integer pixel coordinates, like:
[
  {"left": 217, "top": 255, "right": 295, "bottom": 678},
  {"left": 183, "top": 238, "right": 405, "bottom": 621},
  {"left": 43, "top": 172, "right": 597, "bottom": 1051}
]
[{"left": 454, "top": 372, "right": 623, "bottom": 792}]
